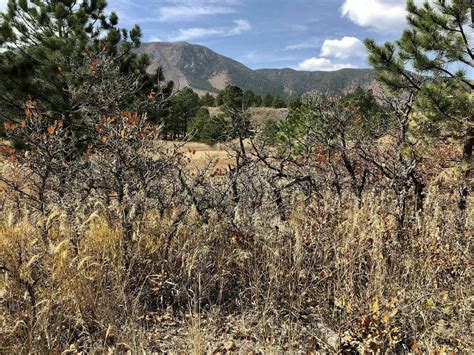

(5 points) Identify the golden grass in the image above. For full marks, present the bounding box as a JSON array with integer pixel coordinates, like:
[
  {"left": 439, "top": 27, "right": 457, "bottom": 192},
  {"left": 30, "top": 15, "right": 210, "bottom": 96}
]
[
  {"left": 162, "top": 139, "right": 255, "bottom": 170},
  {"left": 0, "top": 180, "right": 472, "bottom": 352}
]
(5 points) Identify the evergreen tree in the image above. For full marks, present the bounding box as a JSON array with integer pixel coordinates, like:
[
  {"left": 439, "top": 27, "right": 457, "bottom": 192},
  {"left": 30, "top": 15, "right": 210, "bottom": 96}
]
[
  {"left": 272, "top": 95, "right": 286, "bottom": 108},
  {"left": 188, "top": 107, "right": 228, "bottom": 144},
  {"left": 287, "top": 97, "right": 302, "bottom": 111},
  {"left": 0, "top": 0, "right": 167, "bottom": 134},
  {"left": 200, "top": 92, "right": 216, "bottom": 107},
  {"left": 164, "top": 87, "right": 200, "bottom": 138},
  {"left": 262, "top": 93, "right": 274, "bottom": 107},
  {"left": 243, "top": 89, "right": 257, "bottom": 108},
  {"left": 365, "top": 0, "right": 473, "bottom": 167},
  {"left": 218, "top": 85, "right": 244, "bottom": 111},
  {"left": 218, "top": 85, "right": 251, "bottom": 143}
]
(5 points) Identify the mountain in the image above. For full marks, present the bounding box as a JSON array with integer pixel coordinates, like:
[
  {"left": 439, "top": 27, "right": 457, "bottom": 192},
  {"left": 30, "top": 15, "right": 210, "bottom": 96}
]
[{"left": 139, "top": 42, "right": 377, "bottom": 98}]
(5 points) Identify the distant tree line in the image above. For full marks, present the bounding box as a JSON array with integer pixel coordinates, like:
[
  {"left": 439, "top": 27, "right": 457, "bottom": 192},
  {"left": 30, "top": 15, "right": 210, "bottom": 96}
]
[{"left": 158, "top": 84, "right": 297, "bottom": 143}]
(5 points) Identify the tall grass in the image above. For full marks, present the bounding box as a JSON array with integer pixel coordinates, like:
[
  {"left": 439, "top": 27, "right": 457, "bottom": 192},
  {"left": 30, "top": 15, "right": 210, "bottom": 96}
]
[{"left": 1, "top": 178, "right": 471, "bottom": 352}]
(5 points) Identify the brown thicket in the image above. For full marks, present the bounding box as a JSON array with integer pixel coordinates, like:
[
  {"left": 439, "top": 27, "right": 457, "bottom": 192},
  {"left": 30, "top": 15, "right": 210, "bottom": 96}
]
[{"left": 0, "top": 90, "right": 471, "bottom": 353}]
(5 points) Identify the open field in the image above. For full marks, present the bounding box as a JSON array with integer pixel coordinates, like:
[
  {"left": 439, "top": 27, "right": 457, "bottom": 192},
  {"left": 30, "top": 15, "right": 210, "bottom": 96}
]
[
  {"left": 175, "top": 141, "right": 234, "bottom": 170},
  {"left": 166, "top": 139, "right": 258, "bottom": 170}
]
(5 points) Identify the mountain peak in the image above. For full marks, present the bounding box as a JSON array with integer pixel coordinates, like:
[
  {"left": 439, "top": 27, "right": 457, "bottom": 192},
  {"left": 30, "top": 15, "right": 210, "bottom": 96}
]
[{"left": 139, "top": 42, "right": 376, "bottom": 97}]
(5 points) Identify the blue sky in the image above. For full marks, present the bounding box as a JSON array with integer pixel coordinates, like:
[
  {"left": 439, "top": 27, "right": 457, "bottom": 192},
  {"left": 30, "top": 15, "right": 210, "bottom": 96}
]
[
  {"left": 0, "top": 0, "right": 469, "bottom": 72},
  {"left": 105, "top": 0, "right": 419, "bottom": 70}
]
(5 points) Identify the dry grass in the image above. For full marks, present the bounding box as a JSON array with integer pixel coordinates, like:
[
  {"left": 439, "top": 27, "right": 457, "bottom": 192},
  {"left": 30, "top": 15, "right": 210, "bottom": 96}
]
[
  {"left": 0, "top": 175, "right": 472, "bottom": 352},
  {"left": 176, "top": 141, "right": 233, "bottom": 170},
  {"left": 0, "top": 121, "right": 472, "bottom": 352},
  {"left": 163, "top": 139, "right": 255, "bottom": 170}
]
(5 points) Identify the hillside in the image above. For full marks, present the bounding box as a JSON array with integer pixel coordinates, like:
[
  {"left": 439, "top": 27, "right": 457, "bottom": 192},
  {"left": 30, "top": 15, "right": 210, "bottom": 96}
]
[{"left": 139, "top": 42, "right": 377, "bottom": 98}]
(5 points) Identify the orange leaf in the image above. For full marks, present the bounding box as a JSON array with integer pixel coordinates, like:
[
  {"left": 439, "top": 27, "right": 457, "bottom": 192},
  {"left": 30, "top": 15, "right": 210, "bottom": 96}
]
[{"left": 47, "top": 127, "right": 55, "bottom": 135}]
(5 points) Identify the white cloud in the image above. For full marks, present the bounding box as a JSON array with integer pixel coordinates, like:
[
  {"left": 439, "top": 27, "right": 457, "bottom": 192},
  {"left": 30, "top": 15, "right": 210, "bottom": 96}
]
[
  {"left": 148, "top": 36, "right": 162, "bottom": 42},
  {"left": 284, "top": 41, "right": 320, "bottom": 51},
  {"left": 159, "top": 5, "right": 234, "bottom": 22},
  {"left": 170, "top": 19, "right": 251, "bottom": 42},
  {"left": 320, "top": 36, "right": 366, "bottom": 59},
  {"left": 341, "top": 0, "right": 410, "bottom": 32},
  {"left": 228, "top": 19, "right": 251, "bottom": 35},
  {"left": 158, "top": 0, "right": 240, "bottom": 22},
  {"left": 171, "top": 27, "right": 224, "bottom": 42},
  {"left": 297, "top": 57, "right": 356, "bottom": 71}
]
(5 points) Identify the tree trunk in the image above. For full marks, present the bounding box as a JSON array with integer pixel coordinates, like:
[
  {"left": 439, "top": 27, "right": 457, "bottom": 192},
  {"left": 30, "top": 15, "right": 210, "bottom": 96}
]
[{"left": 458, "top": 125, "right": 472, "bottom": 216}]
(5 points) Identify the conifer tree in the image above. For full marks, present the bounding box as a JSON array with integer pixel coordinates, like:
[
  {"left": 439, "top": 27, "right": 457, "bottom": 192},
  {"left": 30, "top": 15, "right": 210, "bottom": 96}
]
[
  {"left": 200, "top": 92, "right": 216, "bottom": 107},
  {"left": 272, "top": 95, "right": 286, "bottom": 108},
  {"left": 262, "top": 93, "right": 274, "bottom": 107},
  {"left": 365, "top": 0, "right": 473, "bottom": 167},
  {"left": 0, "top": 0, "right": 169, "bottom": 134}
]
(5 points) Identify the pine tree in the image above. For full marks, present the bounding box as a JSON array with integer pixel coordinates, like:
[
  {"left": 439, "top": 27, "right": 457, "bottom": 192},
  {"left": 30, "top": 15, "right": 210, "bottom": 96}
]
[
  {"left": 218, "top": 85, "right": 244, "bottom": 111},
  {"left": 365, "top": 0, "right": 473, "bottom": 167},
  {"left": 200, "top": 92, "right": 216, "bottom": 107},
  {"left": 262, "top": 93, "right": 274, "bottom": 107},
  {"left": 243, "top": 89, "right": 257, "bottom": 108},
  {"left": 188, "top": 107, "right": 228, "bottom": 144},
  {"left": 272, "top": 95, "right": 286, "bottom": 108},
  {"left": 164, "top": 87, "right": 200, "bottom": 138},
  {"left": 287, "top": 97, "right": 302, "bottom": 111},
  {"left": 0, "top": 0, "right": 167, "bottom": 134}
]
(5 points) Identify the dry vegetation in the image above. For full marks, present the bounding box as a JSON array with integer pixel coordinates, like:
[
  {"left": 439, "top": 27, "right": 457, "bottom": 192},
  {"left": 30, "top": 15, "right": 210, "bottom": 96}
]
[
  {"left": 0, "top": 98, "right": 472, "bottom": 354},
  {"left": 1, "top": 0, "right": 472, "bottom": 352}
]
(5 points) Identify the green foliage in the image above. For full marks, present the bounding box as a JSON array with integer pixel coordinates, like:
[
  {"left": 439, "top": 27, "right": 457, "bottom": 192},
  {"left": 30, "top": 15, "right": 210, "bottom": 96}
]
[
  {"left": 215, "top": 85, "right": 254, "bottom": 142},
  {"left": 0, "top": 0, "right": 174, "bottom": 156},
  {"left": 215, "top": 85, "right": 285, "bottom": 109},
  {"left": 200, "top": 92, "right": 216, "bottom": 107},
  {"left": 0, "top": 0, "right": 168, "bottom": 134},
  {"left": 243, "top": 89, "right": 258, "bottom": 108},
  {"left": 162, "top": 87, "right": 201, "bottom": 138},
  {"left": 260, "top": 120, "right": 280, "bottom": 142},
  {"left": 268, "top": 91, "right": 389, "bottom": 154},
  {"left": 287, "top": 97, "right": 302, "bottom": 111},
  {"left": 272, "top": 95, "right": 286, "bottom": 108},
  {"left": 262, "top": 93, "right": 274, "bottom": 107},
  {"left": 365, "top": 0, "right": 473, "bottom": 161},
  {"left": 217, "top": 85, "right": 244, "bottom": 112},
  {"left": 188, "top": 107, "right": 229, "bottom": 144}
]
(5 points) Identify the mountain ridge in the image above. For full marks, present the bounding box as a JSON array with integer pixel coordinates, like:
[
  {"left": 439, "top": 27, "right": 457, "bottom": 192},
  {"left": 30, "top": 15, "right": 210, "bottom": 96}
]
[{"left": 139, "top": 41, "right": 377, "bottom": 98}]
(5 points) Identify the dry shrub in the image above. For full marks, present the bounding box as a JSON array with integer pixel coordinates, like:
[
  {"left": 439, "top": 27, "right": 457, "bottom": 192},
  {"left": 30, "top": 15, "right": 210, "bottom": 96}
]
[{"left": 0, "top": 97, "right": 472, "bottom": 353}]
